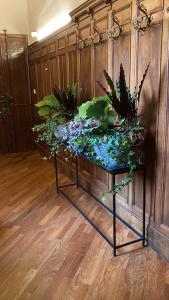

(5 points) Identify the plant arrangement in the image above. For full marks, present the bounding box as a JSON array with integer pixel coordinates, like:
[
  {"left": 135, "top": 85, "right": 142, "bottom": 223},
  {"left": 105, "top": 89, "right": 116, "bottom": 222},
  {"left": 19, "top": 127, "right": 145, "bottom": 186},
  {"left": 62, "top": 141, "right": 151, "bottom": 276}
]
[
  {"left": 33, "top": 84, "right": 80, "bottom": 158},
  {"left": 34, "top": 64, "right": 149, "bottom": 195},
  {"left": 97, "top": 63, "right": 149, "bottom": 124},
  {"left": 63, "top": 63, "right": 149, "bottom": 194}
]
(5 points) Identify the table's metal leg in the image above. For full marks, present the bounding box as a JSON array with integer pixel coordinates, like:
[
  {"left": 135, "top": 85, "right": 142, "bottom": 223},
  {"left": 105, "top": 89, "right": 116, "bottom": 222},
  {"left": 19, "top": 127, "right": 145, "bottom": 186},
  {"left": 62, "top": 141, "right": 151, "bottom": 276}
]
[
  {"left": 143, "top": 167, "right": 146, "bottom": 246},
  {"left": 112, "top": 174, "right": 117, "bottom": 256},
  {"left": 75, "top": 156, "right": 79, "bottom": 189},
  {"left": 54, "top": 153, "right": 59, "bottom": 193}
]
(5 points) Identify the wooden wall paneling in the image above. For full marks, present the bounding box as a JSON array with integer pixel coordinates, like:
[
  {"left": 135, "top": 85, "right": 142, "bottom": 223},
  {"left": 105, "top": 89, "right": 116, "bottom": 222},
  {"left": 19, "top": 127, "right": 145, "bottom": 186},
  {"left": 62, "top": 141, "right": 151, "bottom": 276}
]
[
  {"left": 41, "top": 43, "right": 51, "bottom": 96},
  {"left": 41, "top": 58, "right": 50, "bottom": 95},
  {"left": 67, "top": 26, "right": 78, "bottom": 85},
  {"left": 58, "top": 53, "right": 67, "bottom": 89},
  {"left": 57, "top": 35, "right": 67, "bottom": 89},
  {"left": 29, "top": 62, "right": 37, "bottom": 122},
  {"left": 93, "top": 9, "right": 109, "bottom": 95},
  {"left": 67, "top": 49, "right": 78, "bottom": 85},
  {"left": 49, "top": 56, "right": 59, "bottom": 92},
  {"left": 141, "top": 0, "right": 164, "bottom": 14},
  {"left": 148, "top": 0, "right": 169, "bottom": 261},
  {"left": 48, "top": 40, "right": 59, "bottom": 92},
  {"left": 36, "top": 60, "right": 44, "bottom": 99},
  {"left": 79, "top": 17, "right": 93, "bottom": 102},
  {"left": 32, "top": 47, "right": 43, "bottom": 101},
  {"left": 152, "top": 0, "right": 169, "bottom": 237},
  {"left": 112, "top": 2, "right": 132, "bottom": 205},
  {"left": 0, "top": 35, "right": 8, "bottom": 95},
  {"left": 162, "top": 120, "right": 169, "bottom": 229},
  {"left": 78, "top": 16, "right": 94, "bottom": 186},
  {"left": 93, "top": 38, "right": 109, "bottom": 189},
  {"left": 79, "top": 46, "right": 92, "bottom": 101},
  {"left": 133, "top": 10, "right": 164, "bottom": 221},
  {"left": 92, "top": 7, "right": 110, "bottom": 191},
  {"left": 0, "top": 117, "right": 14, "bottom": 153}
]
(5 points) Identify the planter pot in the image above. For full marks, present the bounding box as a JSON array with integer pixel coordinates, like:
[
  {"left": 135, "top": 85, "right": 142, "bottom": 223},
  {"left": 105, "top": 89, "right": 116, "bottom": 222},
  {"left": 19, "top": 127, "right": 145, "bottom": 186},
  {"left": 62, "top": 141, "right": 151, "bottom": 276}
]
[
  {"left": 54, "top": 125, "right": 68, "bottom": 140},
  {"left": 94, "top": 143, "right": 126, "bottom": 170}
]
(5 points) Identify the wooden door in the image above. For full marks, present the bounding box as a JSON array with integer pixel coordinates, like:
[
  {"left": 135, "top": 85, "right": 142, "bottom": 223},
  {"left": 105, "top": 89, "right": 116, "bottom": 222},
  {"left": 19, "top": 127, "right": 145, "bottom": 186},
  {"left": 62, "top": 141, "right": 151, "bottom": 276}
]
[
  {"left": 0, "top": 33, "right": 32, "bottom": 154},
  {"left": 0, "top": 34, "right": 16, "bottom": 153}
]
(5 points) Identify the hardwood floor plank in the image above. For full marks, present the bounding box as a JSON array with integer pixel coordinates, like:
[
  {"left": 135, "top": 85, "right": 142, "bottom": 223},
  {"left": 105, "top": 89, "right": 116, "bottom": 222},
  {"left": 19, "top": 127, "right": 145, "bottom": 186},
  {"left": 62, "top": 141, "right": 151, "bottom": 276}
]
[{"left": 0, "top": 152, "right": 169, "bottom": 300}]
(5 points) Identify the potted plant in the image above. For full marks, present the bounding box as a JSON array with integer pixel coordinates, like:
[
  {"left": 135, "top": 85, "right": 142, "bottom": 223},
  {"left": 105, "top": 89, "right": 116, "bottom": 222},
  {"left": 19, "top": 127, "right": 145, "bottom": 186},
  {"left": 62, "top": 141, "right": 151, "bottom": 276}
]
[
  {"left": 94, "top": 63, "right": 149, "bottom": 192},
  {"left": 33, "top": 84, "right": 80, "bottom": 158},
  {"left": 64, "top": 94, "right": 117, "bottom": 155},
  {"left": 53, "top": 84, "right": 80, "bottom": 139},
  {"left": 64, "top": 63, "right": 149, "bottom": 194}
]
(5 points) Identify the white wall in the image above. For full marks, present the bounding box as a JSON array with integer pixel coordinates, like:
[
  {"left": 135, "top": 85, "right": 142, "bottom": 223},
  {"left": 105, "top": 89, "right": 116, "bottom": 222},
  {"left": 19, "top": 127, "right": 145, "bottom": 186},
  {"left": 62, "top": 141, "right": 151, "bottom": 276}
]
[
  {"left": 0, "top": 0, "right": 86, "bottom": 42},
  {"left": 0, "top": 0, "right": 28, "bottom": 34},
  {"left": 27, "top": 0, "right": 86, "bottom": 44}
]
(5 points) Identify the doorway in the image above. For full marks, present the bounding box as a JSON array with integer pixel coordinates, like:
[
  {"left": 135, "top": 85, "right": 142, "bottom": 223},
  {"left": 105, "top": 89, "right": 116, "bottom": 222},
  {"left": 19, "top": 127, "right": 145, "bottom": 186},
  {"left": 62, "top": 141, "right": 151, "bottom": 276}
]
[{"left": 0, "top": 31, "right": 32, "bottom": 154}]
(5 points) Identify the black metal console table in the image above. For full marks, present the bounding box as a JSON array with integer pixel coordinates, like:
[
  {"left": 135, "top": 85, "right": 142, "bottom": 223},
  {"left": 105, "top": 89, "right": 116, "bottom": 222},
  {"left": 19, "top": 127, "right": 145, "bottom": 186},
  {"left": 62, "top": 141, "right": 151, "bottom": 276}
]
[{"left": 54, "top": 153, "right": 146, "bottom": 256}]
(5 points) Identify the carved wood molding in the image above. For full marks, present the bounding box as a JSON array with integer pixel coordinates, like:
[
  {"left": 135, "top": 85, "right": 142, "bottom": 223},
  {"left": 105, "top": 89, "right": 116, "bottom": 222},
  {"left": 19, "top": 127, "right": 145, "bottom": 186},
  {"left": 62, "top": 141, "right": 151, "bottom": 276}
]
[{"left": 70, "top": 0, "right": 108, "bottom": 22}]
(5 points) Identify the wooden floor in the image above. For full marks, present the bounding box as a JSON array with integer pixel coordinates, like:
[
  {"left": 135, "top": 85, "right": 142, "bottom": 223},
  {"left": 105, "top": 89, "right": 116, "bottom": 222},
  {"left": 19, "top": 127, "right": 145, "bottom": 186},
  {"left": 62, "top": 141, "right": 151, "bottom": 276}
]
[{"left": 0, "top": 152, "right": 169, "bottom": 300}]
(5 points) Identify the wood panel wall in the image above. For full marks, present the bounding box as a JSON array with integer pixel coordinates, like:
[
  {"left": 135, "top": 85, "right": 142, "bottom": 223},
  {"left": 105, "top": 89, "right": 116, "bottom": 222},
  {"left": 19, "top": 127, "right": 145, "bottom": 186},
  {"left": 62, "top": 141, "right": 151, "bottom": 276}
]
[{"left": 29, "top": 0, "right": 169, "bottom": 261}]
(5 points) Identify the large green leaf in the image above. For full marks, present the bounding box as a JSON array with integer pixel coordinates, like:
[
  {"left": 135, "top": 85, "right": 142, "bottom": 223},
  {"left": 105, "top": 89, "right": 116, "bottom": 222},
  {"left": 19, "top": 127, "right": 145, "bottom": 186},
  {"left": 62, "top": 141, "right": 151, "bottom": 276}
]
[
  {"left": 78, "top": 101, "right": 92, "bottom": 118},
  {"left": 37, "top": 106, "right": 53, "bottom": 117},
  {"left": 35, "top": 95, "right": 60, "bottom": 109},
  {"left": 78, "top": 96, "right": 109, "bottom": 119},
  {"left": 86, "top": 99, "right": 108, "bottom": 119}
]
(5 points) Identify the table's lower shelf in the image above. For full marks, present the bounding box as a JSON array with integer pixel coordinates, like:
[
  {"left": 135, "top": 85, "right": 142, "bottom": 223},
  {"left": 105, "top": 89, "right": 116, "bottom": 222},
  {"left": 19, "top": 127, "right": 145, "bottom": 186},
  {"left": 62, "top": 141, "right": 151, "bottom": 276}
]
[{"left": 54, "top": 154, "right": 147, "bottom": 256}]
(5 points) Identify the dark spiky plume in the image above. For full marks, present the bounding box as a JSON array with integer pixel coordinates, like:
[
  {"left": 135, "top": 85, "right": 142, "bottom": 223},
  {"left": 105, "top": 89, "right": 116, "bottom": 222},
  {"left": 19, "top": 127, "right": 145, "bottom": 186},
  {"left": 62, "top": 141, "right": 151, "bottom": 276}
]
[
  {"left": 53, "top": 85, "right": 78, "bottom": 117},
  {"left": 119, "top": 63, "right": 132, "bottom": 120},
  {"left": 53, "top": 87, "right": 64, "bottom": 104},
  {"left": 97, "top": 79, "right": 122, "bottom": 115},
  {"left": 103, "top": 69, "right": 115, "bottom": 92},
  {"left": 97, "top": 63, "right": 149, "bottom": 122},
  {"left": 137, "top": 63, "right": 150, "bottom": 104}
]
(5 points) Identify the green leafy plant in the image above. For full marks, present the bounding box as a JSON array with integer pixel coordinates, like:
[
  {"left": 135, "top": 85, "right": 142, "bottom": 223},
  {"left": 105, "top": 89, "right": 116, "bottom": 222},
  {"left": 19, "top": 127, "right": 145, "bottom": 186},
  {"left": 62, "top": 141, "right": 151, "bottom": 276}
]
[
  {"left": 33, "top": 118, "right": 61, "bottom": 158},
  {"left": 33, "top": 84, "right": 80, "bottom": 158},
  {"left": 66, "top": 118, "right": 143, "bottom": 195},
  {"left": 35, "top": 95, "right": 60, "bottom": 117},
  {"left": 78, "top": 96, "right": 109, "bottom": 119},
  {"left": 77, "top": 95, "right": 117, "bottom": 129},
  {"left": 33, "top": 65, "right": 149, "bottom": 197},
  {"left": 63, "top": 63, "right": 149, "bottom": 196}
]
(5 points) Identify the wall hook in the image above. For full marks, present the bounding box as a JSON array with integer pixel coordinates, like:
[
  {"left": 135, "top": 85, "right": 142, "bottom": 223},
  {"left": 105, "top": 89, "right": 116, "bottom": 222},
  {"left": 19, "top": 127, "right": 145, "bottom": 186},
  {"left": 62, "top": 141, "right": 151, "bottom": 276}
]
[
  {"left": 104, "top": 0, "right": 113, "bottom": 8},
  {"left": 108, "top": 15, "right": 123, "bottom": 40},
  {"left": 93, "top": 24, "right": 102, "bottom": 40},
  {"left": 90, "top": 23, "right": 103, "bottom": 45},
  {"left": 133, "top": 0, "right": 153, "bottom": 33}
]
